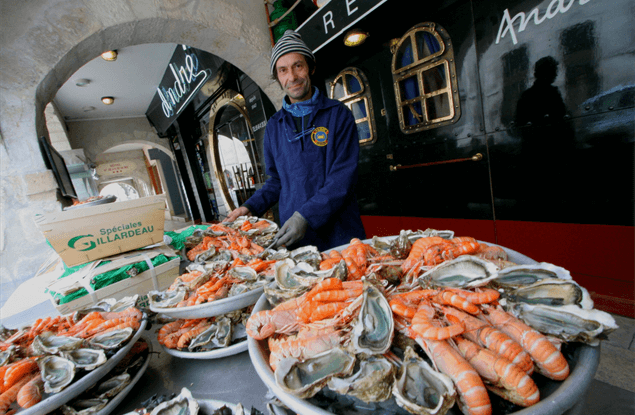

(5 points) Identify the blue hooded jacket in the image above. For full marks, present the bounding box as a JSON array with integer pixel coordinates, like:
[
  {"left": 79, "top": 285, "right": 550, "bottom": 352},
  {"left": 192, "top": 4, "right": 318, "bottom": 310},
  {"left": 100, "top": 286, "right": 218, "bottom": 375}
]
[{"left": 244, "top": 89, "right": 366, "bottom": 251}]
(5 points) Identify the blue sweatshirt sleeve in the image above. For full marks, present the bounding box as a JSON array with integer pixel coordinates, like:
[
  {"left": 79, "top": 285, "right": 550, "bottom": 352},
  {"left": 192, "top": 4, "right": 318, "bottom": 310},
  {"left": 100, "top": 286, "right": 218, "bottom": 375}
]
[{"left": 242, "top": 125, "right": 281, "bottom": 216}]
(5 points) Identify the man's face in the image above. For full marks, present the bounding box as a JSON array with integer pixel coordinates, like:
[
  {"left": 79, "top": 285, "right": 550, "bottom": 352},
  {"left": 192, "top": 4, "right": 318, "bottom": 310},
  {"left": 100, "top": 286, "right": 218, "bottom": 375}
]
[{"left": 276, "top": 53, "right": 313, "bottom": 103}]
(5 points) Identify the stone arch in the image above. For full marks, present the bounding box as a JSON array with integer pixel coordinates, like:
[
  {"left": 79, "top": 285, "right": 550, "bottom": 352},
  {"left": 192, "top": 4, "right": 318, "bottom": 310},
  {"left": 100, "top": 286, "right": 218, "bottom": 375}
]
[{"left": 1, "top": 1, "right": 284, "bottom": 284}]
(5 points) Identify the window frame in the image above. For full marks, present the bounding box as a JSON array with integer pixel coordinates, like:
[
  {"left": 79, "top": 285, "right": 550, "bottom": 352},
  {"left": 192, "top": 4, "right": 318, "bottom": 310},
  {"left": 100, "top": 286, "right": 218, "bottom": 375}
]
[
  {"left": 391, "top": 22, "right": 461, "bottom": 133},
  {"left": 329, "top": 67, "right": 377, "bottom": 145}
]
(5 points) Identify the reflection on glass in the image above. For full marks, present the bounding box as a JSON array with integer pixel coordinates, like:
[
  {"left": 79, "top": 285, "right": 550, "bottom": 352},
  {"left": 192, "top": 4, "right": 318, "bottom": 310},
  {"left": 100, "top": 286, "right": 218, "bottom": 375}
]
[
  {"left": 332, "top": 78, "right": 345, "bottom": 99},
  {"left": 422, "top": 64, "right": 447, "bottom": 93},
  {"left": 356, "top": 121, "right": 371, "bottom": 141},
  {"left": 346, "top": 74, "right": 362, "bottom": 94},
  {"left": 416, "top": 31, "right": 441, "bottom": 59},
  {"left": 400, "top": 75, "right": 420, "bottom": 100},
  {"left": 426, "top": 94, "right": 450, "bottom": 119},
  {"left": 350, "top": 100, "right": 367, "bottom": 119},
  {"left": 397, "top": 40, "right": 414, "bottom": 69},
  {"left": 406, "top": 101, "right": 423, "bottom": 126},
  {"left": 100, "top": 182, "right": 139, "bottom": 201}
]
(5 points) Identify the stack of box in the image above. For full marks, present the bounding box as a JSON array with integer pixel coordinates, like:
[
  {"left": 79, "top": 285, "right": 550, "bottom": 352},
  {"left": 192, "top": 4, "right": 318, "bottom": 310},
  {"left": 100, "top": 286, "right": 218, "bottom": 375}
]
[{"left": 35, "top": 196, "right": 181, "bottom": 313}]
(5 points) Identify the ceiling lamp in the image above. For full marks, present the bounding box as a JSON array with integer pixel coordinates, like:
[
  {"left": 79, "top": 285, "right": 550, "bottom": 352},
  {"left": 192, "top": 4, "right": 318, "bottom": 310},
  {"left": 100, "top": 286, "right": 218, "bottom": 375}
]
[
  {"left": 101, "top": 96, "right": 115, "bottom": 105},
  {"left": 101, "top": 50, "right": 118, "bottom": 61},
  {"left": 75, "top": 78, "right": 90, "bottom": 87},
  {"left": 344, "top": 29, "right": 369, "bottom": 47}
]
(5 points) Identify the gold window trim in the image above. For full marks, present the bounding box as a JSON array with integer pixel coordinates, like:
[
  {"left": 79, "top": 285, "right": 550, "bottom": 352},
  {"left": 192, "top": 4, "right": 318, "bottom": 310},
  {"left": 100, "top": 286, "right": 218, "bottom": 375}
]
[
  {"left": 391, "top": 22, "right": 461, "bottom": 133},
  {"left": 329, "top": 67, "right": 376, "bottom": 145}
]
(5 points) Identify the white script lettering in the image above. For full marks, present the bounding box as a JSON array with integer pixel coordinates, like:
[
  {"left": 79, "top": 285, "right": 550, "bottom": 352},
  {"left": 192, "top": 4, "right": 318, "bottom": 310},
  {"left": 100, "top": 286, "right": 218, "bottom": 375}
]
[
  {"left": 346, "top": 0, "right": 358, "bottom": 16},
  {"left": 158, "top": 48, "right": 209, "bottom": 118},
  {"left": 496, "top": 0, "right": 586, "bottom": 45}
]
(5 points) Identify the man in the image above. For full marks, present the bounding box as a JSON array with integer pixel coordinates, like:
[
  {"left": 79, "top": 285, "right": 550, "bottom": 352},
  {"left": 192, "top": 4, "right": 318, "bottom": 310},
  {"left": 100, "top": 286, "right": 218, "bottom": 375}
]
[{"left": 224, "top": 30, "right": 366, "bottom": 251}]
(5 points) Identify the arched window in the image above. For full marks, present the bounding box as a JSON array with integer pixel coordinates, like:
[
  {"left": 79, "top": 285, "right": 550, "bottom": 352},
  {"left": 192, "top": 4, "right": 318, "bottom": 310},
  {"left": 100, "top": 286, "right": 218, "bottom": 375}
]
[
  {"left": 329, "top": 67, "right": 376, "bottom": 145},
  {"left": 392, "top": 22, "right": 460, "bottom": 133}
]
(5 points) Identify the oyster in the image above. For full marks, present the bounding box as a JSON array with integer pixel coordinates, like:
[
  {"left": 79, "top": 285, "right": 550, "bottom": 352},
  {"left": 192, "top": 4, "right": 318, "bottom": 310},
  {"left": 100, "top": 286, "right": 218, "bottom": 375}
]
[
  {"left": 289, "top": 246, "right": 322, "bottom": 269},
  {"left": 275, "top": 347, "right": 356, "bottom": 399},
  {"left": 63, "top": 348, "right": 107, "bottom": 370},
  {"left": 264, "top": 281, "right": 308, "bottom": 307},
  {"left": 188, "top": 323, "right": 218, "bottom": 351},
  {"left": 350, "top": 280, "right": 394, "bottom": 355},
  {"left": 38, "top": 355, "right": 76, "bottom": 393},
  {"left": 275, "top": 259, "right": 346, "bottom": 291},
  {"left": 194, "top": 247, "right": 216, "bottom": 263},
  {"left": 509, "top": 303, "right": 618, "bottom": 345},
  {"left": 420, "top": 256, "right": 498, "bottom": 288},
  {"left": 94, "top": 372, "right": 131, "bottom": 398},
  {"left": 150, "top": 387, "right": 199, "bottom": 415},
  {"left": 89, "top": 327, "right": 134, "bottom": 349},
  {"left": 0, "top": 346, "right": 16, "bottom": 366},
  {"left": 505, "top": 278, "right": 593, "bottom": 309},
  {"left": 492, "top": 262, "right": 572, "bottom": 289},
  {"left": 212, "top": 317, "right": 233, "bottom": 349},
  {"left": 149, "top": 286, "right": 187, "bottom": 308},
  {"left": 393, "top": 346, "right": 456, "bottom": 415},
  {"left": 228, "top": 266, "right": 259, "bottom": 282},
  {"left": 31, "top": 332, "right": 84, "bottom": 355},
  {"left": 327, "top": 355, "right": 396, "bottom": 402},
  {"left": 61, "top": 398, "right": 109, "bottom": 415}
]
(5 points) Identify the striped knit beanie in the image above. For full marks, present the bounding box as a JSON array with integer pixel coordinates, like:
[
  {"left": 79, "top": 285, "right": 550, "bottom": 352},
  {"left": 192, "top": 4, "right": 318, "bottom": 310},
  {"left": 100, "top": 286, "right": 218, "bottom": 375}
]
[{"left": 270, "top": 30, "right": 315, "bottom": 75}]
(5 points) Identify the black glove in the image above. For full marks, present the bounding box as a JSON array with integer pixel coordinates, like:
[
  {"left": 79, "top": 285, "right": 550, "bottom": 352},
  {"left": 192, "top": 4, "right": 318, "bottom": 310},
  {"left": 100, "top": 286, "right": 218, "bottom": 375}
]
[{"left": 273, "top": 212, "right": 308, "bottom": 248}]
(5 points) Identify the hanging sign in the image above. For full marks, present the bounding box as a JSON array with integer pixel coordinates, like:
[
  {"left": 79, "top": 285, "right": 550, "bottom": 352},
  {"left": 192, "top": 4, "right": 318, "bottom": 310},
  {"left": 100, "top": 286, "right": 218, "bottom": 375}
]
[
  {"left": 146, "top": 46, "right": 223, "bottom": 135},
  {"left": 296, "top": 0, "right": 388, "bottom": 53},
  {"left": 96, "top": 161, "right": 137, "bottom": 176}
]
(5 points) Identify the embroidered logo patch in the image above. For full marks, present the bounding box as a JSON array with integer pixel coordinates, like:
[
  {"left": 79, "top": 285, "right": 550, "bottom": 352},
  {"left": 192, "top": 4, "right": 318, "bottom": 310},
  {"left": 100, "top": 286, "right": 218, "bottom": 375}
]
[{"left": 311, "top": 127, "right": 329, "bottom": 147}]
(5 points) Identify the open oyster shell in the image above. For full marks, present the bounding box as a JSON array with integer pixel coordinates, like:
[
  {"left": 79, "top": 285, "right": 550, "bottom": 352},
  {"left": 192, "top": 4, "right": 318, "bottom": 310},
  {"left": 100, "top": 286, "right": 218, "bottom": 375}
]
[
  {"left": 289, "top": 246, "right": 322, "bottom": 269},
  {"left": 393, "top": 346, "right": 457, "bottom": 415},
  {"left": 94, "top": 372, "right": 131, "bottom": 398},
  {"left": 327, "top": 355, "right": 396, "bottom": 403},
  {"left": 492, "top": 262, "right": 572, "bottom": 289},
  {"left": 31, "top": 332, "right": 84, "bottom": 355},
  {"left": 504, "top": 278, "right": 594, "bottom": 309},
  {"left": 61, "top": 398, "right": 109, "bottom": 415},
  {"left": 149, "top": 286, "right": 187, "bottom": 308},
  {"left": 509, "top": 303, "right": 618, "bottom": 345},
  {"left": 62, "top": 348, "right": 107, "bottom": 370},
  {"left": 38, "top": 355, "right": 76, "bottom": 393},
  {"left": 350, "top": 280, "right": 394, "bottom": 355},
  {"left": 88, "top": 327, "right": 134, "bottom": 350},
  {"left": 420, "top": 255, "right": 498, "bottom": 288},
  {"left": 275, "top": 347, "right": 356, "bottom": 399},
  {"left": 150, "top": 387, "right": 199, "bottom": 415}
]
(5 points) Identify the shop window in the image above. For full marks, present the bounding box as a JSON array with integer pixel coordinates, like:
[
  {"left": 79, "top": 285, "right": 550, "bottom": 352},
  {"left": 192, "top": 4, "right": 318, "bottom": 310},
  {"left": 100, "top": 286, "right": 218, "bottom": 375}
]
[
  {"left": 329, "top": 68, "right": 376, "bottom": 145},
  {"left": 392, "top": 22, "right": 460, "bottom": 133}
]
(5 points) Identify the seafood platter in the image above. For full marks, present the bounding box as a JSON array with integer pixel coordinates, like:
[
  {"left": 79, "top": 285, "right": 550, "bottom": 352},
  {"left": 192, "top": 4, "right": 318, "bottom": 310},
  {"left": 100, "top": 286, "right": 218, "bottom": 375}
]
[
  {"left": 247, "top": 229, "right": 618, "bottom": 415},
  {"left": 120, "top": 386, "right": 263, "bottom": 414},
  {"left": 0, "top": 295, "right": 148, "bottom": 414},
  {"left": 156, "top": 305, "right": 251, "bottom": 359},
  {"left": 148, "top": 217, "right": 280, "bottom": 319}
]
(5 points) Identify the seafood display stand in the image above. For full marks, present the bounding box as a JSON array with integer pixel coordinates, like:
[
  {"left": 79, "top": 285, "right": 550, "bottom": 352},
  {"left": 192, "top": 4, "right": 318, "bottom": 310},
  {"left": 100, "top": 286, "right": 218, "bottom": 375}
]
[{"left": 247, "top": 240, "right": 601, "bottom": 415}]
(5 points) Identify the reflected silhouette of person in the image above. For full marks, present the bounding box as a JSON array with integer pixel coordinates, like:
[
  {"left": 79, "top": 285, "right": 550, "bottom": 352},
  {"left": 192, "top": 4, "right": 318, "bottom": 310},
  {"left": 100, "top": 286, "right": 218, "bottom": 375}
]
[
  {"left": 516, "top": 57, "right": 566, "bottom": 128},
  {"left": 515, "top": 56, "right": 572, "bottom": 211}
]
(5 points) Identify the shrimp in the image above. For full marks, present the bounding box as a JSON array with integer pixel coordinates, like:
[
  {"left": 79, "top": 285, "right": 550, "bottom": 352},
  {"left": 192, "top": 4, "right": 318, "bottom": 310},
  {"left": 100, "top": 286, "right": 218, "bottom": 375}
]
[
  {"left": 157, "top": 320, "right": 185, "bottom": 345},
  {"left": 402, "top": 236, "right": 449, "bottom": 271},
  {"left": 16, "top": 374, "right": 43, "bottom": 408},
  {"left": 481, "top": 305, "right": 569, "bottom": 381},
  {"left": 443, "top": 306, "right": 534, "bottom": 374},
  {"left": 3, "top": 359, "right": 38, "bottom": 391},
  {"left": 411, "top": 301, "right": 464, "bottom": 340},
  {"left": 246, "top": 309, "right": 301, "bottom": 340},
  {"left": 268, "top": 329, "right": 345, "bottom": 370},
  {"left": 433, "top": 289, "right": 480, "bottom": 314},
  {"left": 176, "top": 321, "right": 214, "bottom": 349},
  {"left": 448, "top": 287, "right": 500, "bottom": 305},
  {"left": 311, "top": 288, "right": 363, "bottom": 302},
  {"left": 0, "top": 372, "right": 38, "bottom": 414},
  {"left": 396, "top": 318, "right": 491, "bottom": 415},
  {"left": 454, "top": 336, "right": 540, "bottom": 407}
]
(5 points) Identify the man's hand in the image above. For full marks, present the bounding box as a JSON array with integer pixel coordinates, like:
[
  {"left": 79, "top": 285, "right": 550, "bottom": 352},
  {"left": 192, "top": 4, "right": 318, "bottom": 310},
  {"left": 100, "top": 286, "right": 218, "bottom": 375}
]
[
  {"left": 223, "top": 206, "right": 251, "bottom": 223},
  {"left": 273, "top": 212, "right": 308, "bottom": 248}
]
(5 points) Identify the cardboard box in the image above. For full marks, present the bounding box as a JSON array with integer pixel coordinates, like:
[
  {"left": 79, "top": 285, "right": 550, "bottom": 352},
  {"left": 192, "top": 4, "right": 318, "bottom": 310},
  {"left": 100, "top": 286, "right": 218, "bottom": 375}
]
[
  {"left": 46, "top": 245, "right": 180, "bottom": 315},
  {"left": 35, "top": 196, "right": 166, "bottom": 267}
]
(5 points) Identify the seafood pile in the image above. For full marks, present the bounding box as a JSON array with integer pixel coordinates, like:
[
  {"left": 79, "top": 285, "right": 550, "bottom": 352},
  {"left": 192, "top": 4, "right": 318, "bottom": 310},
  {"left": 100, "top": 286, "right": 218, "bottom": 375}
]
[
  {"left": 157, "top": 306, "right": 250, "bottom": 352},
  {"left": 0, "top": 296, "right": 144, "bottom": 412},
  {"left": 247, "top": 230, "right": 618, "bottom": 415},
  {"left": 52, "top": 338, "right": 150, "bottom": 415},
  {"left": 123, "top": 387, "right": 264, "bottom": 415},
  {"left": 149, "top": 218, "right": 279, "bottom": 309}
]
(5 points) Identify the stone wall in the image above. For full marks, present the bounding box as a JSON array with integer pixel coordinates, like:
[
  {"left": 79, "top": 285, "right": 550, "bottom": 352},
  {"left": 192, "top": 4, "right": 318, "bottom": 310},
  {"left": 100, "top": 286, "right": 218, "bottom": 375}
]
[{"left": 0, "top": 0, "right": 285, "bottom": 290}]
